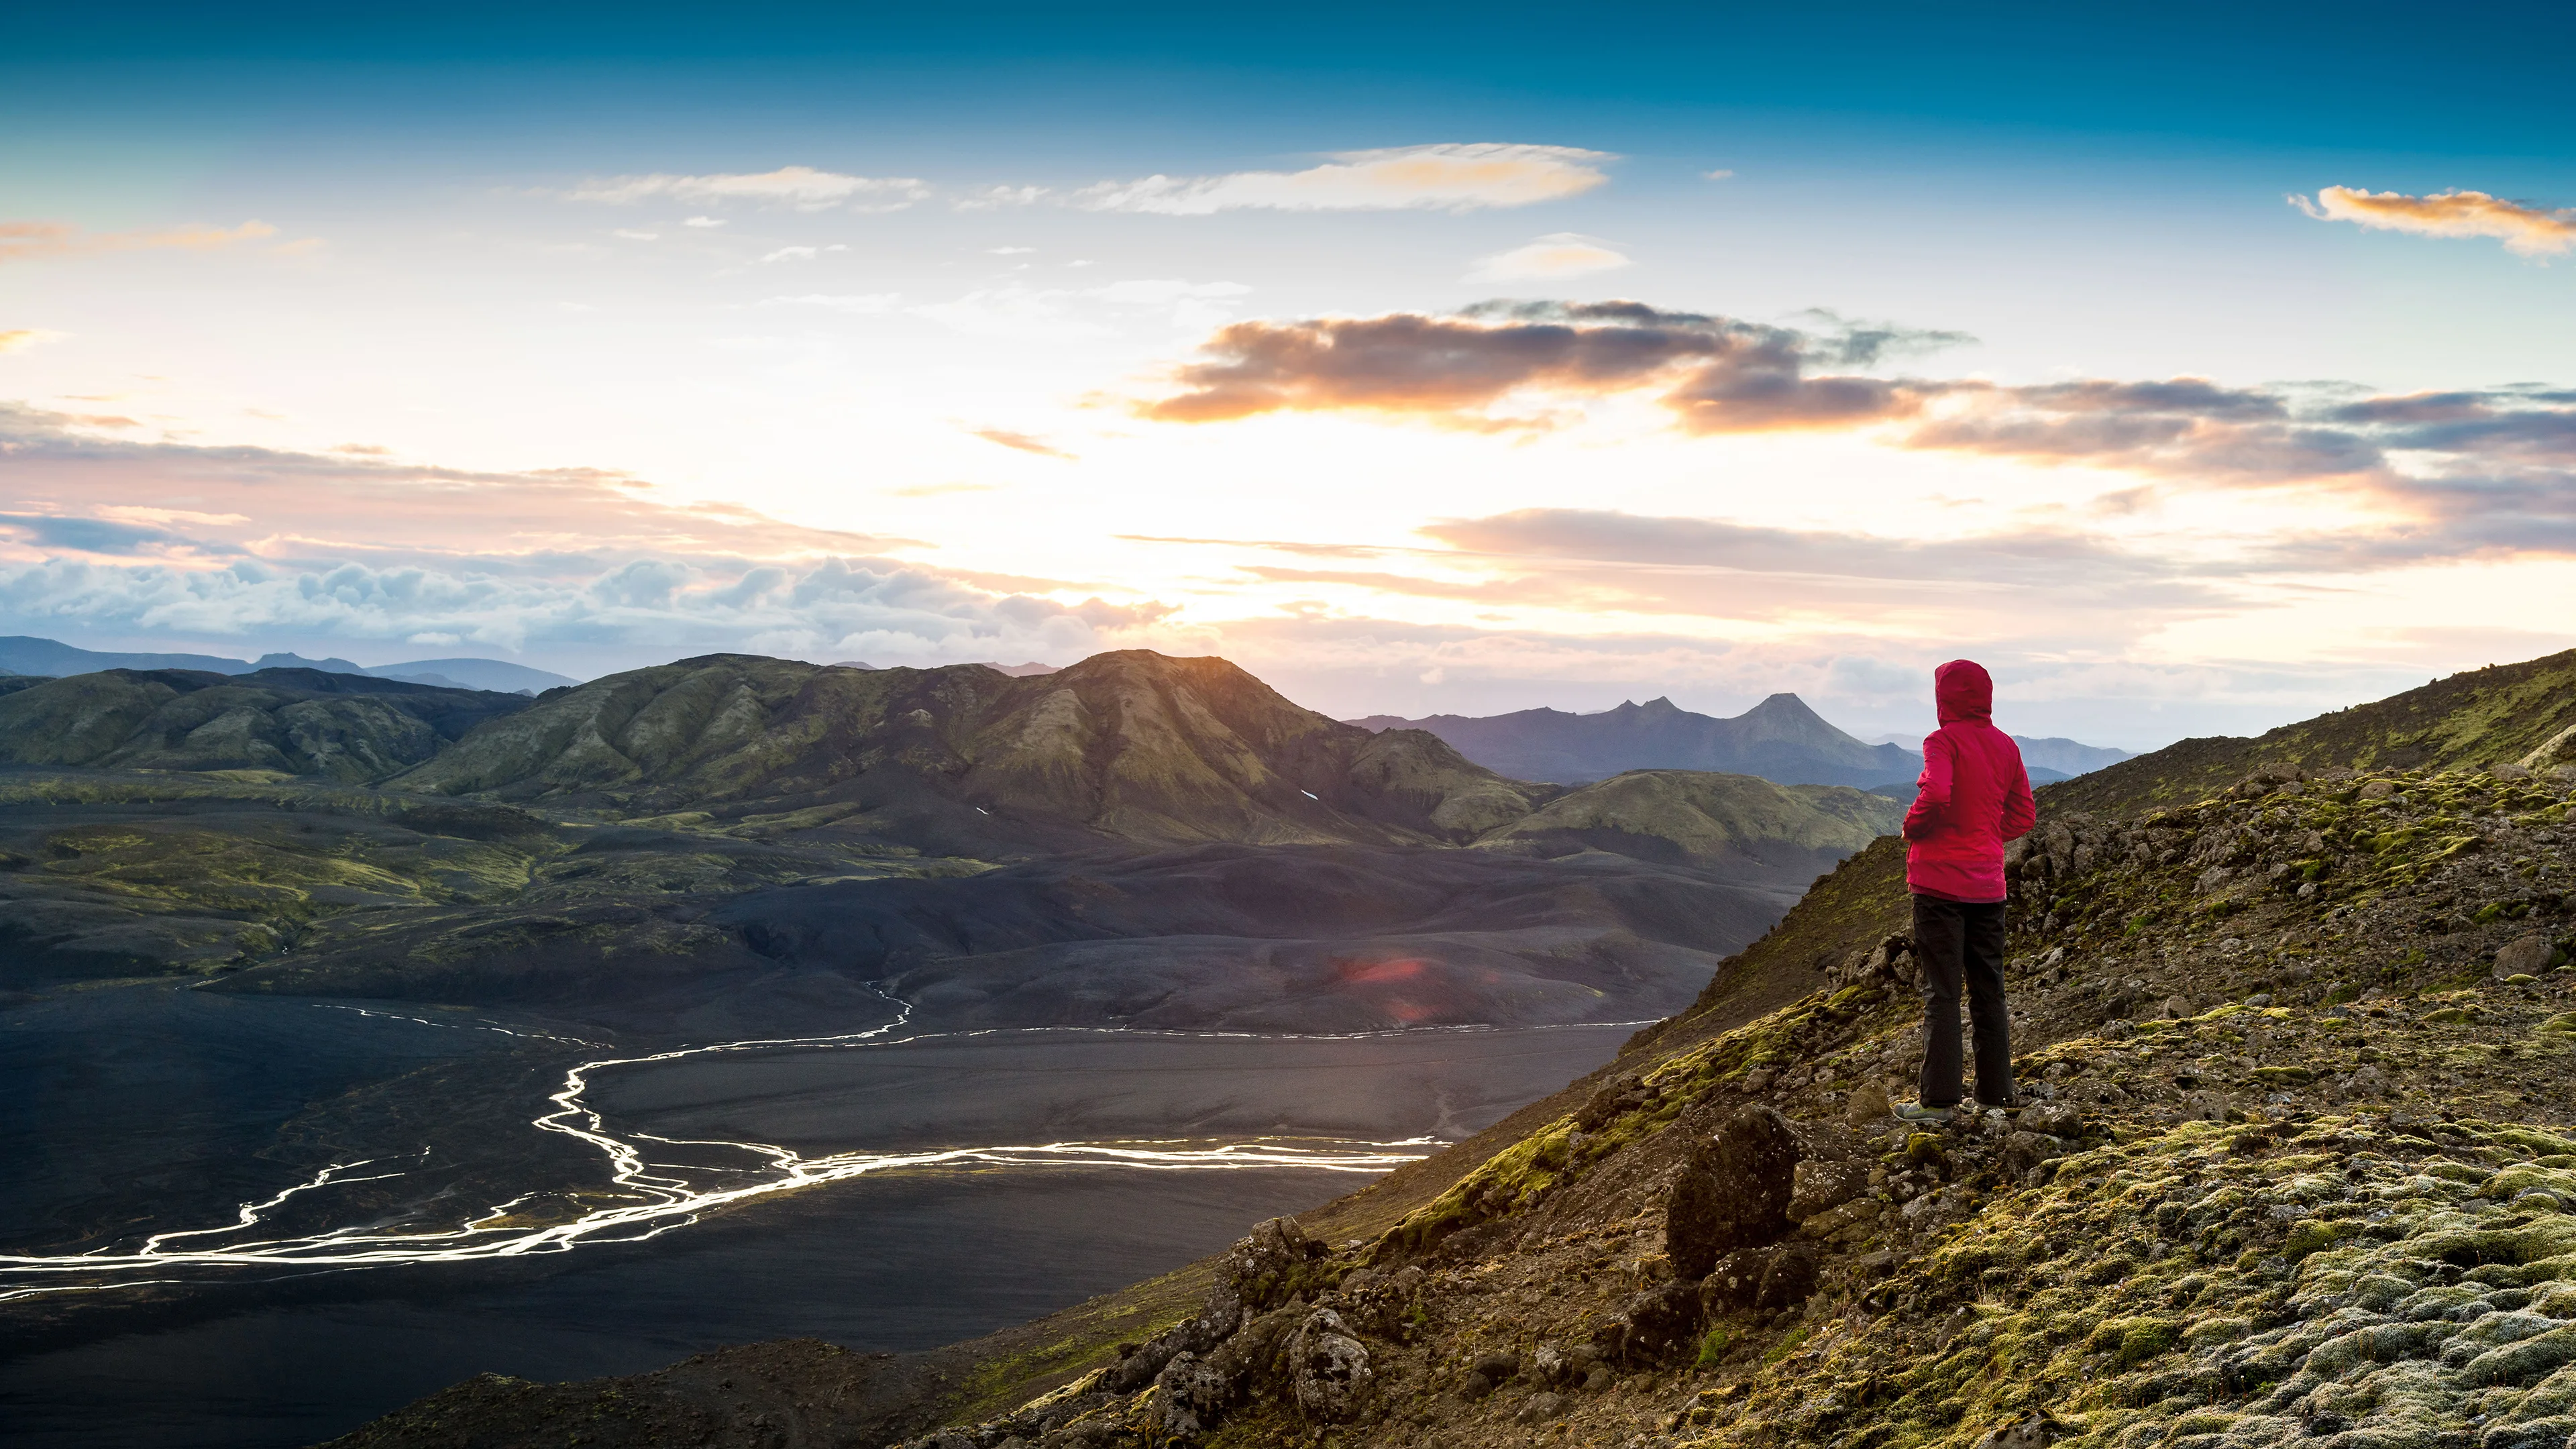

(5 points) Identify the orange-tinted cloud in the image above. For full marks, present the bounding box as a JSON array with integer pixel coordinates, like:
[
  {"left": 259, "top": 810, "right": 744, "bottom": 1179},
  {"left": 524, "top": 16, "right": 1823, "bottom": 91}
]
[
  {"left": 971, "top": 427, "right": 1075, "bottom": 460},
  {"left": 1142, "top": 303, "right": 2576, "bottom": 555},
  {"left": 1143, "top": 302, "right": 1933, "bottom": 433},
  {"left": 0, "top": 219, "right": 281, "bottom": 265},
  {"left": 0, "top": 404, "right": 1169, "bottom": 669},
  {"left": 2295, "top": 186, "right": 2576, "bottom": 257}
]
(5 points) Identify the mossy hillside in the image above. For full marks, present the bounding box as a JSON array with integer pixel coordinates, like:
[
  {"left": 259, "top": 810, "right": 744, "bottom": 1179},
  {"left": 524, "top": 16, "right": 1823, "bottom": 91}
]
[
  {"left": 1690, "top": 1115, "right": 2576, "bottom": 1449},
  {"left": 0, "top": 769, "right": 945, "bottom": 982},
  {"left": 1473, "top": 770, "right": 1905, "bottom": 875},
  {"left": 2048, "top": 651, "right": 2576, "bottom": 817},
  {"left": 393, "top": 650, "right": 1547, "bottom": 851},
  {"left": 0, "top": 667, "right": 531, "bottom": 780}
]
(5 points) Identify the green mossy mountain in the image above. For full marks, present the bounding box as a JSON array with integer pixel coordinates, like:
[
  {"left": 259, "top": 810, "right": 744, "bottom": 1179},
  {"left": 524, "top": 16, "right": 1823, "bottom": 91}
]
[
  {"left": 1477, "top": 769, "right": 1905, "bottom": 884},
  {"left": 336, "top": 647, "right": 2576, "bottom": 1449},
  {"left": 391, "top": 650, "right": 1550, "bottom": 851},
  {"left": 0, "top": 666, "right": 532, "bottom": 780},
  {"left": 0, "top": 771, "right": 879, "bottom": 987}
]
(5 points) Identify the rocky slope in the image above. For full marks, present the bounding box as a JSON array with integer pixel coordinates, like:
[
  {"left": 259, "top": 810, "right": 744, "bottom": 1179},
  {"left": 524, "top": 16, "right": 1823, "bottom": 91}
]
[
  {"left": 333, "top": 658, "right": 2576, "bottom": 1449},
  {"left": 1353, "top": 694, "right": 1916, "bottom": 789},
  {"left": 2046, "top": 651, "right": 2576, "bottom": 818}
]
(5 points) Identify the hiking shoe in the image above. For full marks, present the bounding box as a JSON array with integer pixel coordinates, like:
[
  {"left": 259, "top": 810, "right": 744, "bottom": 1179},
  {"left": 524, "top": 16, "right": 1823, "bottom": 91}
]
[
  {"left": 1976, "top": 1096, "right": 2027, "bottom": 1117},
  {"left": 1895, "top": 1102, "right": 1954, "bottom": 1124}
]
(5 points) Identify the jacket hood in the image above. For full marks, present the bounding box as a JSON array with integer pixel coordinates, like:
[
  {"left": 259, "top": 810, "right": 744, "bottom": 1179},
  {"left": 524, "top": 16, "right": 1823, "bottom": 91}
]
[{"left": 1934, "top": 659, "right": 1993, "bottom": 724}]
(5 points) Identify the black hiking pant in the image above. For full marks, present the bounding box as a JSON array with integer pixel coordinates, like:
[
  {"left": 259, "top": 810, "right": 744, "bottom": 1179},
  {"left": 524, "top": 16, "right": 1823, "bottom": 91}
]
[{"left": 1912, "top": 894, "right": 2012, "bottom": 1108}]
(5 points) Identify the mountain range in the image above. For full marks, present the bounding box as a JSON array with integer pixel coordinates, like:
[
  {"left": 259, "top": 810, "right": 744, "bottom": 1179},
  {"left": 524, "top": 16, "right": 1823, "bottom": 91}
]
[
  {"left": 0, "top": 650, "right": 1902, "bottom": 1032},
  {"left": 0, "top": 635, "right": 578, "bottom": 694},
  {"left": 1354, "top": 694, "right": 2129, "bottom": 789}
]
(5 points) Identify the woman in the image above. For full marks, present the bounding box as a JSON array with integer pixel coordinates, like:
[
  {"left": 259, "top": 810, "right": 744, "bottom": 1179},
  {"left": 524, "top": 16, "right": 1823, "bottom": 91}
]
[{"left": 1897, "top": 659, "right": 2037, "bottom": 1122}]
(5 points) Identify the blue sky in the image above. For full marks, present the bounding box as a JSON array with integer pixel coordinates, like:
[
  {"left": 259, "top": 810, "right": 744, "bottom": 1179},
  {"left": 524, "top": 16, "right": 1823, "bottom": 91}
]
[{"left": 3, "top": 3, "right": 2573, "bottom": 745}]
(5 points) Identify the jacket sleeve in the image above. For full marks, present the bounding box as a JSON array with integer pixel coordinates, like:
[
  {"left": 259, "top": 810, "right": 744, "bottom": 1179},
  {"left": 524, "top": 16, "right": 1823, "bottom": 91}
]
[
  {"left": 1902, "top": 733, "right": 1951, "bottom": 841},
  {"left": 2000, "top": 756, "right": 2037, "bottom": 843}
]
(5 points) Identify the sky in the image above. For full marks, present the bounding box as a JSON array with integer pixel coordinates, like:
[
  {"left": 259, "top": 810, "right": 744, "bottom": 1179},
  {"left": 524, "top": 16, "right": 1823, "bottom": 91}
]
[{"left": 3, "top": 1, "right": 2574, "bottom": 748}]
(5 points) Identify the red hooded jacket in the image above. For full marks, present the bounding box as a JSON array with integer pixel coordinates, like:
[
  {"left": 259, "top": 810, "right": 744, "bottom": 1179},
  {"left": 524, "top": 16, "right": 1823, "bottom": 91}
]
[{"left": 1901, "top": 660, "right": 2037, "bottom": 903}]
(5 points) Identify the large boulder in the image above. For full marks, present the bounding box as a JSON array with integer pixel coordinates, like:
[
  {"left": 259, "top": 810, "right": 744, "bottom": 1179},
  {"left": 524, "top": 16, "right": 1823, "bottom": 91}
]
[
  {"left": 1785, "top": 1159, "right": 1868, "bottom": 1224},
  {"left": 1152, "top": 1350, "right": 1234, "bottom": 1441},
  {"left": 1287, "top": 1307, "right": 1370, "bottom": 1422},
  {"left": 2496, "top": 934, "right": 2554, "bottom": 979},
  {"left": 1699, "top": 1242, "right": 1821, "bottom": 1315},
  {"left": 1217, "top": 1216, "right": 1318, "bottom": 1313},
  {"left": 1664, "top": 1105, "right": 1800, "bottom": 1279},
  {"left": 1598, "top": 1281, "right": 1703, "bottom": 1365}
]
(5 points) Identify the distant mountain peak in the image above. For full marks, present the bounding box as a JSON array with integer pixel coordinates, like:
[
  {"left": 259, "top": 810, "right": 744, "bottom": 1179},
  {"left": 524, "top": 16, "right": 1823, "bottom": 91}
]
[
  {"left": 1734, "top": 692, "right": 1858, "bottom": 747},
  {"left": 1359, "top": 691, "right": 1910, "bottom": 787}
]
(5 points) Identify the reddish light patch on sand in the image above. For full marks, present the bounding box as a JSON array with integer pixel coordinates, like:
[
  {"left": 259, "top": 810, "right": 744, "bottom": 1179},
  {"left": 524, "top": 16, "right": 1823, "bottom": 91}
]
[
  {"left": 1335, "top": 957, "right": 1429, "bottom": 985},
  {"left": 1332, "top": 957, "right": 1452, "bottom": 1022}
]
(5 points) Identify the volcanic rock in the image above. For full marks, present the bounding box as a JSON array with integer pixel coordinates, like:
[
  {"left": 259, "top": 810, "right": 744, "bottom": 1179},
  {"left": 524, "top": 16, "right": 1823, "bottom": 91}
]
[{"left": 1664, "top": 1105, "right": 1799, "bottom": 1279}]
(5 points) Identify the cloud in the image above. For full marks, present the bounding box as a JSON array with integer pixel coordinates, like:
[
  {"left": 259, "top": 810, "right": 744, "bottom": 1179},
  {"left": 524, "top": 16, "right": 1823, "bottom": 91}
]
[
  {"left": 0, "top": 513, "right": 209, "bottom": 557},
  {"left": 564, "top": 166, "right": 928, "bottom": 212},
  {"left": 2295, "top": 186, "right": 2576, "bottom": 258},
  {"left": 1138, "top": 301, "right": 2576, "bottom": 562},
  {"left": 1146, "top": 508, "right": 2223, "bottom": 632},
  {"left": 1463, "top": 233, "right": 1631, "bottom": 282},
  {"left": 0, "top": 404, "right": 1169, "bottom": 670},
  {"left": 1077, "top": 143, "right": 1613, "bottom": 215},
  {"left": 760, "top": 292, "right": 903, "bottom": 313},
  {"left": 684, "top": 216, "right": 727, "bottom": 228},
  {"left": 1140, "top": 301, "right": 1927, "bottom": 432},
  {"left": 958, "top": 186, "right": 1050, "bottom": 210},
  {"left": 969, "top": 427, "right": 1075, "bottom": 460},
  {"left": 0, "top": 219, "right": 280, "bottom": 265},
  {"left": 0, "top": 402, "right": 916, "bottom": 568},
  {"left": 0, "top": 329, "right": 64, "bottom": 354},
  {"left": 612, "top": 229, "right": 659, "bottom": 241},
  {"left": 1703, "top": 169, "right": 1736, "bottom": 181},
  {"left": 987, "top": 246, "right": 1036, "bottom": 255}
]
